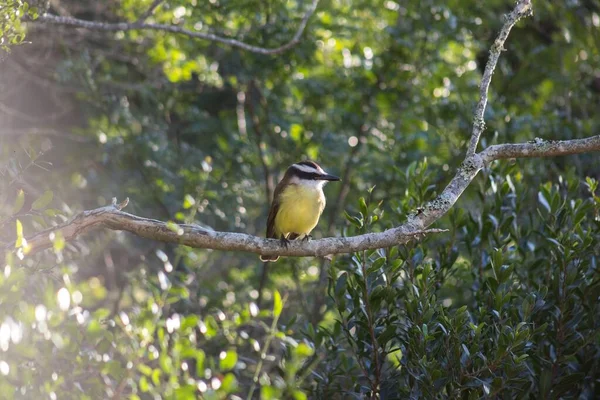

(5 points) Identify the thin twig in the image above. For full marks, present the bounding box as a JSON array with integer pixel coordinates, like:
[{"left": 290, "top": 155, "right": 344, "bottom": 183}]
[
  {"left": 257, "top": 262, "right": 270, "bottom": 308},
  {"left": 361, "top": 250, "right": 381, "bottom": 398},
  {"left": 466, "top": 0, "right": 533, "bottom": 156},
  {"left": 246, "top": 294, "right": 288, "bottom": 400},
  {"left": 247, "top": 81, "right": 274, "bottom": 202},
  {"left": 291, "top": 261, "right": 309, "bottom": 312},
  {"left": 0, "top": 128, "right": 91, "bottom": 143},
  {"left": 136, "top": 0, "right": 163, "bottom": 23},
  {"left": 35, "top": 0, "right": 320, "bottom": 55}
]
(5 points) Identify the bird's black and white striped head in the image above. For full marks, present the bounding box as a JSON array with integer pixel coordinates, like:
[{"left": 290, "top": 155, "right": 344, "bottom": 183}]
[{"left": 285, "top": 161, "right": 340, "bottom": 186}]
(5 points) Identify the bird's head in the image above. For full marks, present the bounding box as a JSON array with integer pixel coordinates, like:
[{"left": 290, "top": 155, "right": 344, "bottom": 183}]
[{"left": 285, "top": 161, "right": 340, "bottom": 187}]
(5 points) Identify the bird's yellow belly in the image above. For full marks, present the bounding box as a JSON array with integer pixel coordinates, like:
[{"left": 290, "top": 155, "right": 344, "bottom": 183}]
[{"left": 274, "top": 186, "right": 325, "bottom": 237}]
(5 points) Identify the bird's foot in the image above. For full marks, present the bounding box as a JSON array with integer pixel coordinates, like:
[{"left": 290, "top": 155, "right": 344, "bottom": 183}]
[
  {"left": 301, "top": 234, "right": 312, "bottom": 242},
  {"left": 280, "top": 236, "right": 291, "bottom": 248}
]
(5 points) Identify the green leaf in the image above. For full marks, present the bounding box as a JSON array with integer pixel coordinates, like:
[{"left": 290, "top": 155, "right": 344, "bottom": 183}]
[
  {"left": 219, "top": 349, "right": 238, "bottom": 370},
  {"left": 359, "top": 197, "right": 368, "bottom": 217},
  {"left": 377, "top": 324, "right": 397, "bottom": 347},
  {"left": 103, "top": 360, "right": 124, "bottom": 379},
  {"left": 174, "top": 385, "right": 196, "bottom": 398},
  {"left": 386, "top": 347, "right": 402, "bottom": 367},
  {"left": 537, "top": 190, "right": 551, "bottom": 213},
  {"left": 151, "top": 369, "right": 161, "bottom": 386},
  {"left": 273, "top": 290, "right": 283, "bottom": 317},
  {"left": 539, "top": 369, "right": 552, "bottom": 398},
  {"left": 183, "top": 194, "right": 196, "bottom": 209},
  {"left": 295, "top": 342, "right": 314, "bottom": 358},
  {"left": 196, "top": 350, "right": 206, "bottom": 376},
  {"left": 31, "top": 190, "right": 53, "bottom": 210},
  {"left": 293, "top": 390, "right": 308, "bottom": 400},
  {"left": 181, "top": 315, "right": 198, "bottom": 330},
  {"left": 166, "top": 221, "right": 183, "bottom": 234},
  {"left": 367, "top": 257, "right": 386, "bottom": 274},
  {"left": 15, "top": 219, "right": 23, "bottom": 248},
  {"left": 261, "top": 386, "right": 279, "bottom": 400},
  {"left": 290, "top": 124, "right": 303, "bottom": 141},
  {"left": 221, "top": 373, "right": 239, "bottom": 393},
  {"left": 28, "top": 6, "right": 39, "bottom": 19},
  {"left": 139, "top": 376, "right": 149, "bottom": 392},
  {"left": 15, "top": 219, "right": 23, "bottom": 237},
  {"left": 335, "top": 272, "right": 347, "bottom": 297},
  {"left": 159, "top": 354, "right": 173, "bottom": 372},
  {"left": 52, "top": 231, "right": 65, "bottom": 253},
  {"left": 44, "top": 208, "right": 60, "bottom": 217},
  {"left": 551, "top": 373, "right": 584, "bottom": 399},
  {"left": 344, "top": 210, "right": 363, "bottom": 228},
  {"left": 137, "top": 364, "right": 152, "bottom": 376},
  {"left": 12, "top": 189, "right": 24, "bottom": 214}
]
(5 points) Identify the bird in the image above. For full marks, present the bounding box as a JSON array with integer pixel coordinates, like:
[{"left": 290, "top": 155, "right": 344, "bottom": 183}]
[{"left": 260, "top": 161, "right": 340, "bottom": 262}]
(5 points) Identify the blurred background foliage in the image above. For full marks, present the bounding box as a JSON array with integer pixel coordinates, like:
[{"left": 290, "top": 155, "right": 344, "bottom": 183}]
[{"left": 0, "top": 0, "right": 599, "bottom": 398}]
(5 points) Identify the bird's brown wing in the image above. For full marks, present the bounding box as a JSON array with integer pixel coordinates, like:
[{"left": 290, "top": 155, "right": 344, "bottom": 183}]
[{"left": 265, "top": 183, "right": 285, "bottom": 239}]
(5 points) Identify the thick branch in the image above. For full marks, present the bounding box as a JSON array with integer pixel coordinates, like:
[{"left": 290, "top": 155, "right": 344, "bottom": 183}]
[
  {"left": 466, "top": 0, "right": 533, "bottom": 156},
  {"left": 416, "top": 135, "right": 600, "bottom": 232},
  {"left": 480, "top": 136, "right": 600, "bottom": 163},
  {"left": 20, "top": 198, "right": 445, "bottom": 257},
  {"left": 35, "top": 0, "right": 320, "bottom": 55},
  {"left": 17, "top": 134, "right": 600, "bottom": 258}
]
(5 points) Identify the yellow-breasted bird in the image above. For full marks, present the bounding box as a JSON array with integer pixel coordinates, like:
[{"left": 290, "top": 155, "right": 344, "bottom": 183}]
[{"left": 260, "top": 161, "right": 340, "bottom": 262}]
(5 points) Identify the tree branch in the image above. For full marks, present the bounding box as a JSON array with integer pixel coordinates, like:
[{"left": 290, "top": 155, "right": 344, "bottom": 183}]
[
  {"left": 34, "top": 0, "right": 320, "bottom": 55},
  {"left": 136, "top": 0, "right": 164, "bottom": 23},
  {"left": 480, "top": 136, "right": 600, "bottom": 163},
  {"left": 14, "top": 134, "right": 600, "bottom": 258},
  {"left": 247, "top": 81, "right": 274, "bottom": 203},
  {"left": 18, "top": 197, "right": 446, "bottom": 257},
  {"left": 466, "top": 0, "right": 533, "bottom": 156}
]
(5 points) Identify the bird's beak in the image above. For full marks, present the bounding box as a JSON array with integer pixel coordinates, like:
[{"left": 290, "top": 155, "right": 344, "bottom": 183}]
[{"left": 320, "top": 173, "right": 341, "bottom": 181}]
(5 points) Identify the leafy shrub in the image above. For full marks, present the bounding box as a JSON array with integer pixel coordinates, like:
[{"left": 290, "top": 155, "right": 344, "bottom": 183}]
[{"left": 2, "top": 154, "right": 599, "bottom": 399}]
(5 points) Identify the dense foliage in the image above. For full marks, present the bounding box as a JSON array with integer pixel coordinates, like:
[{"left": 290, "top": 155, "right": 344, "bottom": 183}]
[
  {"left": 0, "top": 0, "right": 38, "bottom": 58},
  {"left": 0, "top": 0, "right": 599, "bottom": 398}
]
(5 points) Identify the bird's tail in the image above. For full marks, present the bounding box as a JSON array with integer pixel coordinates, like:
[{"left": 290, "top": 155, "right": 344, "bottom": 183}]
[{"left": 260, "top": 255, "right": 279, "bottom": 262}]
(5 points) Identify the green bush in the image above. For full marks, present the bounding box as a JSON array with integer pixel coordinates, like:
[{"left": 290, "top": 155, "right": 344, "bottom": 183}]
[
  {"left": 1, "top": 154, "right": 599, "bottom": 399},
  {"left": 310, "top": 162, "right": 600, "bottom": 398}
]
